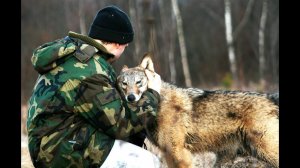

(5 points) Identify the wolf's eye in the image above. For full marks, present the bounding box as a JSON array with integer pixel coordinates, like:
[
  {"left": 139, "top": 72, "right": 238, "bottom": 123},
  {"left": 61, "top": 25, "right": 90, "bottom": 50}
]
[
  {"left": 122, "top": 82, "right": 127, "bottom": 86},
  {"left": 136, "top": 80, "right": 141, "bottom": 85}
]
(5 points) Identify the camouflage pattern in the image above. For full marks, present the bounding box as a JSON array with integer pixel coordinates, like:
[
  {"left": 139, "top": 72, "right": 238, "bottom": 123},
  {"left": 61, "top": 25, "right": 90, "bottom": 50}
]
[{"left": 27, "top": 31, "right": 160, "bottom": 168}]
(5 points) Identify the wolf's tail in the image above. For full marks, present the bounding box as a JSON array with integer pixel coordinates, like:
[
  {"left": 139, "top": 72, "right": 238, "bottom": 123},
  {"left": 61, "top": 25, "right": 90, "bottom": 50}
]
[{"left": 267, "top": 92, "right": 279, "bottom": 106}]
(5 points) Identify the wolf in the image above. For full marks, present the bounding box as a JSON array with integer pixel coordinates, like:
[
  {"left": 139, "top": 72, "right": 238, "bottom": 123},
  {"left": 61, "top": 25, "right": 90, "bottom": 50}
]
[{"left": 117, "top": 54, "right": 279, "bottom": 168}]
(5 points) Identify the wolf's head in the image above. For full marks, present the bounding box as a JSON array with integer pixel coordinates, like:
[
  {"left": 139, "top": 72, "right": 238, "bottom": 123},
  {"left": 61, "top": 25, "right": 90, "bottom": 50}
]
[{"left": 117, "top": 53, "right": 155, "bottom": 103}]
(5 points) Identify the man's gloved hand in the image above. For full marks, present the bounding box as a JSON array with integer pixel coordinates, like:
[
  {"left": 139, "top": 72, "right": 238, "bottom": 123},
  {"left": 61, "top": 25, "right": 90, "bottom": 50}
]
[{"left": 145, "top": 69, "right": 161, "bottom": 94}]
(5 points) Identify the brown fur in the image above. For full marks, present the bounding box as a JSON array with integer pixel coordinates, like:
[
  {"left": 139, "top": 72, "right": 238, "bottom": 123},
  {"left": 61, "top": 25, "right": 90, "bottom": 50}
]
[{"left": 117, "top": 55, "right": 279, "bottom": 168}]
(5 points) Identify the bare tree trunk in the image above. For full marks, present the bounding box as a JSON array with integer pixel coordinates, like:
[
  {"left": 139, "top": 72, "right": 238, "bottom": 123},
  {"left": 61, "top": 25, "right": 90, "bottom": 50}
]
[
  {"left": 224, "top": 0, "right": 238, "bottom": 88},
  {"left": 148, "top": 20, "right": 156, "bottom": 53},
  {"left": 129, "top": 0, "right": 140, "bottom": 61},
  {"left": 78, "top": 0, "right": 86, "bottom": 35},
  {"left": 259, "top": 0, "right": 268, "bottom": 89},
  {"left": 168, "top": 20, "right": 176, "bottom": 83},
  {"left": 233, "top": 0, "right": 255, "bottom": 41},
  {"left": 171, "top": 0, "right": 192, "bottom": 87},
  {"left": 270, "top": 17, "right": 279, "bottom": 84},
  {"left": 159, "top": 0, "right": 176, "bottom": 83}
]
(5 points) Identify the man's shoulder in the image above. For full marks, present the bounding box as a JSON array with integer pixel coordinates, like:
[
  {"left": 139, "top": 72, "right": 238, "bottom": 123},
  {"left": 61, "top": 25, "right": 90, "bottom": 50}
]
[{"left": 32, "top": 36, "right": 77, "bottom": 74}]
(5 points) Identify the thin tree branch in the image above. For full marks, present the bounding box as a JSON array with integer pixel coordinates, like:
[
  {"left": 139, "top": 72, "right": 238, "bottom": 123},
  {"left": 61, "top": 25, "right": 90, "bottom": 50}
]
[{"left": 233, "top": 0, "right": 255, "bottom": 42}]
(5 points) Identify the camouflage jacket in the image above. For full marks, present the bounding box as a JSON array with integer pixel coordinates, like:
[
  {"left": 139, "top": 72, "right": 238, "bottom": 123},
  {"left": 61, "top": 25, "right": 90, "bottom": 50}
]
[{"left": 27, "top": 31, "right": 160, "bottom": 168}]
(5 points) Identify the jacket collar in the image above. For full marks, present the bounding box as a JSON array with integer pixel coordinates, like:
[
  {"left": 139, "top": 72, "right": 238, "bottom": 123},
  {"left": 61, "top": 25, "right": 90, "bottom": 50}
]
[{"left": 68, "top": 31, "right": 115, "bottom": 59}]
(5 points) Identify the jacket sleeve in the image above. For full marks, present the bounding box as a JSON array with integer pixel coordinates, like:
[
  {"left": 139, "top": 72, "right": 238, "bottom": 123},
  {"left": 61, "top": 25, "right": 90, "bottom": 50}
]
[{"left": 67, "top": 73, "right": 160, "bottom": 140}]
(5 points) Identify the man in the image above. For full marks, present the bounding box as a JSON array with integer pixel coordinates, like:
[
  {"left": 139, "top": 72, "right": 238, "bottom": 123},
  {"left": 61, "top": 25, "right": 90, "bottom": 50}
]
[{"left": 27, "top": 5, "right": 161, "bottom": 168}]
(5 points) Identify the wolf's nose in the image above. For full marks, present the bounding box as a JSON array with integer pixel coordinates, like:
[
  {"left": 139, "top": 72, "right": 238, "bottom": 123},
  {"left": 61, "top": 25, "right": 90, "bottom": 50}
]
[{"left": 127, "top": 94, "right": 136, "bottom": 102}]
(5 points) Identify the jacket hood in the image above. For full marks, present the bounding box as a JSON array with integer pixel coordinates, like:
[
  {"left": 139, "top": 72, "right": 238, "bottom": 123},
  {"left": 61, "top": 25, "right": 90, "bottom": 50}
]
[{"left": 31, "top": 32, "right": 113, "bottom": 74}]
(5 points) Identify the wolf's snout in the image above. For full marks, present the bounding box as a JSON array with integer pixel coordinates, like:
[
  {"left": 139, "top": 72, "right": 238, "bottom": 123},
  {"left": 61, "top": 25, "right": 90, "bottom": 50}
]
[{"left": 127, "top": 94, "right": 136, "bottom": 102}]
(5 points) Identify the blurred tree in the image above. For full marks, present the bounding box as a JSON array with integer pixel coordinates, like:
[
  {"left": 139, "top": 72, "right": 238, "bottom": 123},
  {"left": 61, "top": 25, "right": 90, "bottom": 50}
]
[
  {"left": 258, "top": 0, "right": 268, "bottom": 89},
  {"left": 21, "top": 0, "right": 279, "bottom": 104},
  {"left": 224, "top": 0, "right": 238, "bottom": 87},
  {"left": 172, "top": 0, "right": 192, "bottom": 87}
]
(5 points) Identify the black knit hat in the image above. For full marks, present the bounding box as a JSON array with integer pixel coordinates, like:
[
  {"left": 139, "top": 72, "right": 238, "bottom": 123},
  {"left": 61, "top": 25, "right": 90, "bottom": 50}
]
[{"left": 88, "top": 6, "right": 134, "bottom": 44}]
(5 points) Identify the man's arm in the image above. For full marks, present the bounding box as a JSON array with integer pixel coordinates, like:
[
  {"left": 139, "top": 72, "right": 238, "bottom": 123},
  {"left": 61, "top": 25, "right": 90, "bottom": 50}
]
[{"left": 59, "top": 73, "right": 160, "bottom": 140}]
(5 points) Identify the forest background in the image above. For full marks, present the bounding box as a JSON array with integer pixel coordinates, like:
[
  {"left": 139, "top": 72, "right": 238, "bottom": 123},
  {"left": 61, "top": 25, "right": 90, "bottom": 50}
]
[{"left": 21, "top": 0, "right": 279, "bottom": 105}]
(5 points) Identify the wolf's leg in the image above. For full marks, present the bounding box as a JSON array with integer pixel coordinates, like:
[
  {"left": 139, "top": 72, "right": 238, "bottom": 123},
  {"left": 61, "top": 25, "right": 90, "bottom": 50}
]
[
  {"left": 163, "top": 128, "right": 193, "bottom": 168},
  {"left": 247, "top": 116, "right": 279, "bottom": 168},
  {"left": 164, "top": 147, "right": 192, "bottom": 168}
]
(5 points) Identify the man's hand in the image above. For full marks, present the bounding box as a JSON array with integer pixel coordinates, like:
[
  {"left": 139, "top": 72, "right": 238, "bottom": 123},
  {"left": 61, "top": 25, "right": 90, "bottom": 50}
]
[{"left": 145, "top": 69, "right": 161, "bottom": 94}]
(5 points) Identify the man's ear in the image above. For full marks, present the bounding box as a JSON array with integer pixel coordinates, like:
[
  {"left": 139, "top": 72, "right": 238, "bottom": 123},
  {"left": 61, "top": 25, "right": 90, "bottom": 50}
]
[
  {"left": 121, "top": 65, "right": 129, "bottom": 72},
  {"left": 139, "top": 53, "right": 155, "bottom": 72}
]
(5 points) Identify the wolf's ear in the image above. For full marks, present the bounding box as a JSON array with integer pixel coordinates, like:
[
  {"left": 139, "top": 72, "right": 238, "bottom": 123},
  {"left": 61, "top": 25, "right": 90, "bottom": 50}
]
[
  {"left": 121, "top": 65, "right": 129, "bottom": 72},
  {"left": 140, "top": 53, "right": 155, "bottom": 72}
]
